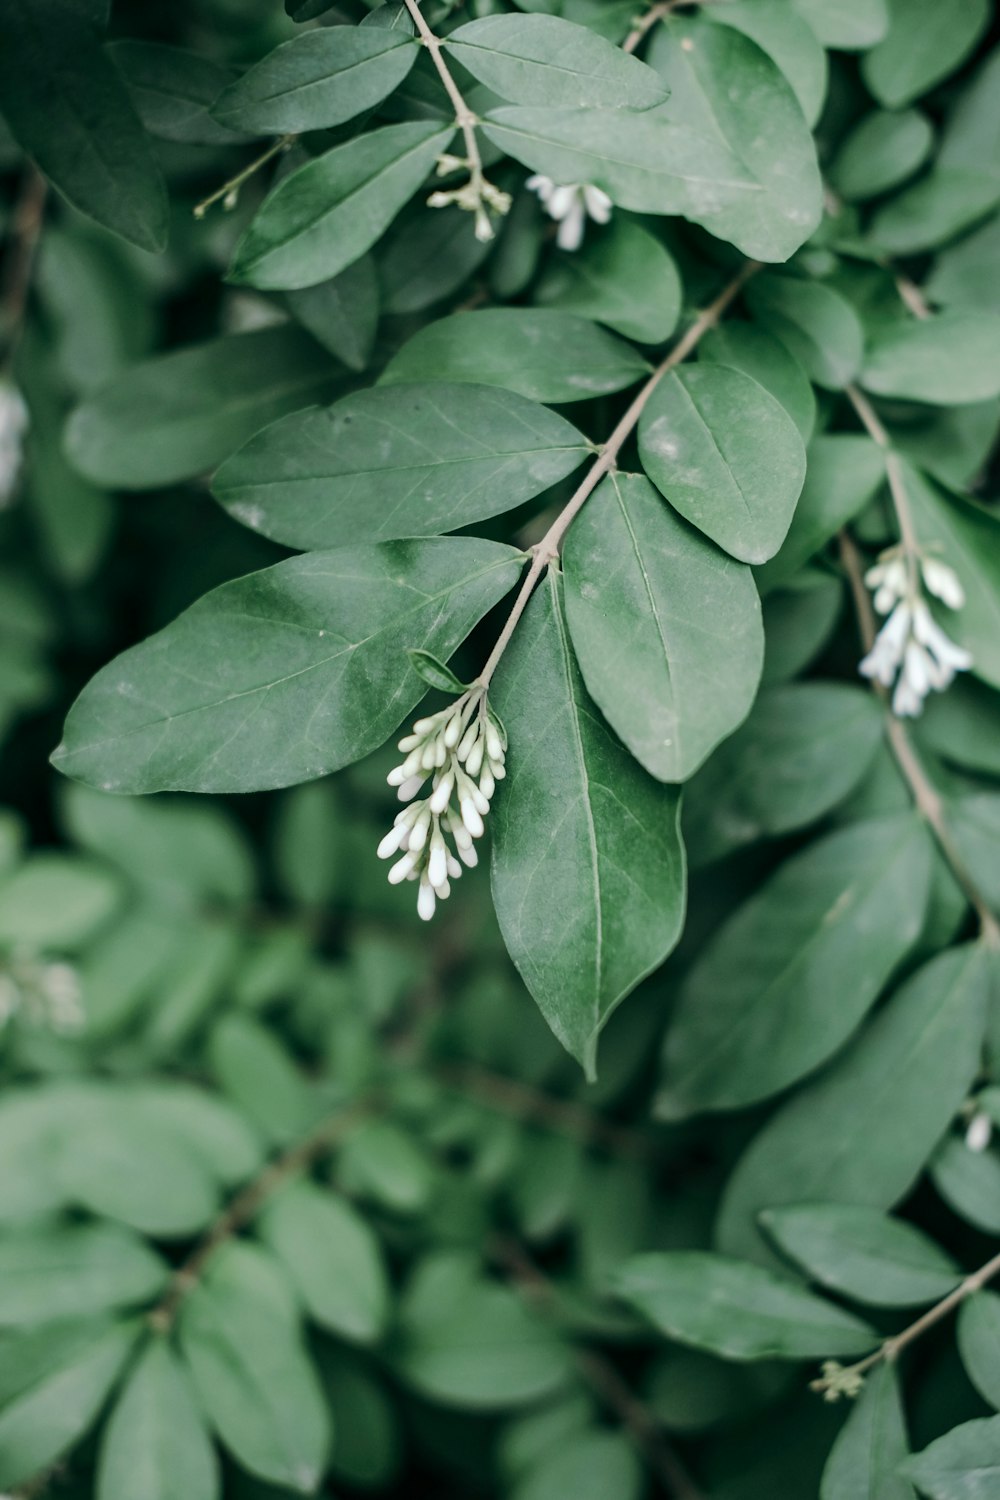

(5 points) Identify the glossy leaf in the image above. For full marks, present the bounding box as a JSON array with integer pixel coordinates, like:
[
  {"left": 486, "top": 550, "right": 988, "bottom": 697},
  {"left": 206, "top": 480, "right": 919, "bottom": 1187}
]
[
  {"left": 258, "top": 1180, "right": 390, "bottom": 1344},
  {"left": 213, "top": 383, "right": 588, "bottom": 550},
  {"left": 930, "top": 1136, "right": 1000, "bottom": 1235},
  {"left": 108, "top": 40, "right": 245, "bottom": 146},
  {"left": 444, "top": 14, "right": 666, "bottom": 108},
  {"left": 0, "top": 0, "right": 168, "bottom": 251},
  {"left": 791, "top": 0, "right": 888, "bottom": 48},
  {"left": 756, "top": 434, "right": 885, "bottom": 592},
  {"left": 645, "top": 14, "right": 822, "bottom": 261},
  {"left": 490, "top": 570, "right": 685, "bottom": 1078},
  {"left": 535, "top": 220, "right": 682, "bottom": 344},
  {"left": 659, "top": 814, "right": 933, "bottom": 1117},
  {"left": 615, "top": 1252, "right": 876, "bottom": 1362},
  {"left": 639, "top": 363, "right": 806, "bottom": 564},
  {"left": 831, "top": 108, "right": 933, "bottom": 203},
  {"left": 699, "top": 321, "right": 816, "bottom": 442},
  {"left": 869, "top": 170, "right": 1000, "bottom": 257},
  {"left": 761, "top": 1204, "right": 961, "bottom": 1307},
  {"left": 97, "top": 1338, "right": 218, "bottom": 1500},
  {"left": 902, "top": 1417, "right": 1000, "bottom": 1500},
  {"left": 380, "top": 308, "right": 649, "bottom": 403},
  {"left": 861, "top": 315, "right": 1000, "bottom": 406},
  {"left": 229, "top": 122, "right": 454, "bottom": 291},
  {"left": 53, "top": 538, "right": 524, "bottom": 794},
  {"left": 746, "top": 274, "right": 864, "bottom": 390},
  {"left": 562, "top": 473, "right": 764, "bottom": 781},
  {"left": 682, "top": 682, "right": 883, "bottom": 866},
  {"left": 958, "top": 1294, "right": 1000, "bottom": 1412},
  {"left": 716, "top": 944, "right": 990, "bottom": 1263},
  {"left": 213, "top": 29, "right": 419, "bottom": 133},
  {"left": 820, "top": 1363, "right": 914, "bottom": 1500},
  {"left": 285, "top": 256, "right": 379, "bottom": 372},
  {"left": 64, "top": 328, "right": 342, "bottom": 490},
  {"left": 862, "top": 0, "right": 989, "bottom": 108},
  {"left": 707, "top": 0, "right": 828, "bottom": 126}
]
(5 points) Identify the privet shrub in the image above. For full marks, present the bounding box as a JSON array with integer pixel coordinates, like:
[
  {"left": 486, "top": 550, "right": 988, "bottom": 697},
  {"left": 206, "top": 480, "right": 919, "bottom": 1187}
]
[{"left": 1, "top": 0, "right": 1000, "bottom": 1495}]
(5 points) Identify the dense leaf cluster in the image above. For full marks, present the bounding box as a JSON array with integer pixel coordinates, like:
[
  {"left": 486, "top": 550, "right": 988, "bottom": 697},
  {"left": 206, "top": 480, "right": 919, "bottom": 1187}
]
[{"left": 1, "top": 0, "right": 1000, "bottom": 1496}]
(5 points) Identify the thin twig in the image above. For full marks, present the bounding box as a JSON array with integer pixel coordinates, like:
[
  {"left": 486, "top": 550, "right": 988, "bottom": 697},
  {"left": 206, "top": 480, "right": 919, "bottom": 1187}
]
[
  {"left": 492, "top": 1237, "right": 706, "bottom": 1500},
  {"left": 814, "top": 1244, "right": 1000, "bottom": 1393},
  {"left": 149, "top": 1096, "right": 374, "bottom": 1329},
  {"left": 839, "top": 530, "right": 1000, "bottom": 946},
  {"left": 193, "top": 133, "right": 297, "bottom": 219},
  {"left": 477, "top": 260, "right": 759, "bottom": 687},
  {"left": 1, "top": 166, "right": 47, "bottom": 370},
  {"left": 622, "top": 0, "right": 703, "bottom": 53},
  {"left": 439, "top": 1061, "right": 655, "bottom": 1158}
]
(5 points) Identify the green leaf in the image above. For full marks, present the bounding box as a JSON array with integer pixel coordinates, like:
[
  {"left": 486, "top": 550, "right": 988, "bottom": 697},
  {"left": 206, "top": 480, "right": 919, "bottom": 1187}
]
[
  {"left": 378, "top": 202, "right": 492, "bottom": 315},
  {"left": 213, "top": 29, "right": 418, "bottom": 133},
  {"left": 862, "top": 315, "right": 1000, "bottom": 406},
  {"left": 862, "top": 0, "right": 989, "bottom": 108},
  {"left": 258, "top": 1179, "right": 390, "bottom": 1344},
  {"left": 97, "top": 1337, "right": 218, "bottom": 1500},
  {"left": 122, "top": 1084, "right": 263, "bottom": 1188},
  {"left": 791, "top": 0, "right": 888, "bottom": 48},
  {"left": 645, "top": 14, "right": 822, "bottom": 261},
  {"left": 107, "top": 40, "right": 246, "bottom": 146},
  {"left": 682, "top": 683, "right": 883, "bottom": 867},
  {"left": 716, "top": 944, "right": 990, "bottom": 1263},
  {"left": 930, "top": 1135, "right": 1000, "bottom": 1235},
  {"left": 0, "top": 852, "right": 121, "bottom": 949},
  {"left": 820, "top": 1363, "right": 915, "bottom": 1500},
  {"left": 180, "top": 1244, "right": 330, "bottom": 1493},
  {"left": 393, "top": 1252, "right": 573, "bottom": 1408},
  {"left": 926, "top": 219, "right": 1000, "bottom": 319},
  {"left": 535, "top": 220, "right": 682, "bottom": 344},
  {"left": 868, "top": 170, "right": 1000, "bottom": 257},
  {"left": 511, "top": 1431, "right": 643, "bottom": 1500},
  {"left": 947, "top": 796, "right": 1000, "bottom": 915},
  {"left": 209, "top": 1015, "right": 314, "bottom": 1146},
  {"left": 761, "top": 1204, "right": 960, "bottom": 1308},
  {"left": 64, "top": 328, "right": 342, "bottom": 490},
  {"left": 338, "top": 1118, "right": 436, "bottom": 1215},
  {"left": 902, "top": 462, "right": 1000, "bottom": 688},
  {"left": 958, "top": 1294, "right": 1000, "bottom": 1415},
  {"left": 0, "top": 1222, "right": 167, "bottom": 1325},
  {"left": 380, "top": 308, "right": 649, "bottom": 403},
  {"left": 0, "top": 0, "right": 167, "bottom": 251},
  {"left": 615, "top": 1251, "right": 876, "bottom": 1362},
  {"left": 489, "top": 570, "right": 685, "bottom": 1077},
  {"left": 831, "top": 108, "right": 933, "bottom": 203},
  {"left": 902, "top": 1416, "right": 1000, "bottom": 1500},
  {"left": 920, "top": 678, "right": 1000, "bottom": 778},
  {"left": 50, "top": 1090, "right": 221, "bottom": 1237},
  {"left": 756, "top": 434, "right": 885, "bottom": 592},
  {"left": 229, "top": 122, "right": 453, "bottom": 291},
  {"left": 562, "top": 473, "right": 764, "bottom": 781},
  {"left": 285, "top": 256, "right": 379, "bottom": 372},
  {"left": 659, "top": 814, "right": 933, "bottom": 1117},
  {"left": 53, "top": 538, "right": 524, "bottom": 794},
  {"left": 407, "top": 650, "right": 470, "bottom": 695},
  {"left": 213, "top": 383, "right": 588, "bottom": 549},
  {"left": 0, "top": 1320, "right": 139, "bottom": 1490},
  {"left": 699, "top": 321, "right": 817, "bottom": 443},
  {"left": 707, "top": 0, "right": 828, "bottom": 127},
  {"left": 442, "top": 14, "right": 667, "bottom": 108},
  {"left": 639, "top": 362, "right": 806, "bottom": 564},
  {"left": 746, "top": 274, "right": 864, "bottom": 390},
  {"left": 939, "top": 46, "right": 1000, "bottom": 181}
]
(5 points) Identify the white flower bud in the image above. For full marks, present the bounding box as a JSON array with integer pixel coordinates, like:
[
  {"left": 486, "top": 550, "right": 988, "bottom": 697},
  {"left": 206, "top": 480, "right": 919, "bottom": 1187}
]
[
  {"left": 377, "top": 824, "right": 409, "bottom": 860},
  {"left": 465, "top": 736, "right": 485, "bottom": 778},
  {"left": 460, "top": 798, "right": 484, "bottom": 838},
  {"left": 397, "top": 775, "right": 426, "bottom": 803},
  {"left": 966, "top": 1110, "right": 993, "bottom": 1153},
  {"left": 417, "top": 877, "right": 436, "bottom": 922},
  {"left": 388, "top": 851, "right": 418, "bottom": 884},
  {"left": 429, "top": 772, "right": 454, "bottom": 816},
  {"left": 428, "top": 829, "right": 449, "bottom": 891}
]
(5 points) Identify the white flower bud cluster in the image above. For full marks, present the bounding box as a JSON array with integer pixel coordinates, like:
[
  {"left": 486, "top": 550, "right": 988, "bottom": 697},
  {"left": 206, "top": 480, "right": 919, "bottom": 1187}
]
[
  {"left": 428, "top": 154, "right": 512, "bottom": 242},
  {"left": 378, "top": 689, "right": 506, "bottom": 920},
  {"left": 0, "top": 380, "right": 29, "bottom": 509},
  {"left": 0, "top": 957, "right": 84, "bottom": 1034},
  {"left": 526, "top": 175, "right": 613, "bottom": 252},
  {"left": 859, "top": 550, "right": 972, "bottom": 717}
]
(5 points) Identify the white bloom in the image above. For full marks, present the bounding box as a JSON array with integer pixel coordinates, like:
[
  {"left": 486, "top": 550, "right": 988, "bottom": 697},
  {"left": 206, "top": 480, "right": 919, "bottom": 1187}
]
[
  {"left": 859, "top": 548, "right": 972, "bottom": 717},
  {"left": 526, "top": 175, "right": 612, "bottom": 251},
  {"left": 378, "top": 687, "right": 506, "bottom": 920},
  {"left": 966, "top": 1110, "right": 993, "bottom": 1154},
  {"left": 0, "top": 381, "right": 28, "bottom": 508}
]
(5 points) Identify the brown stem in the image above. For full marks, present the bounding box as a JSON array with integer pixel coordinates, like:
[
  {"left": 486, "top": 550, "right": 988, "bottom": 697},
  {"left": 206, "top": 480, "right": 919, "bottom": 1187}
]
[
  {"left": 400, "top": 0, "right": 492, "bottom": 223},
  {"left": 193, "top": 133, "right": 297, "bottom": 219},
  {"left": 1, "top": 167, "right": 47, "bottom": 370},
  {"left": 838, "top": 530, "right": 1000, "bottom": 946},
  {"left": 622, "top": 0, "right": 703, "bottom": 53},
  {"left": 477, "top": 260, "right": 759, "bottom": 686},
  {"left": 149, "top": 1096, "right": 374, "bottom": 1329},
  {"left": 439, "top": 1061, "right": 655, "bottom": 1158},
  {"left": 815, "top": 1244, "right": 1000, "bottom": 1390},
  {"left": 492, "top": 1237, "right": 706, "bottom": 1500}
]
